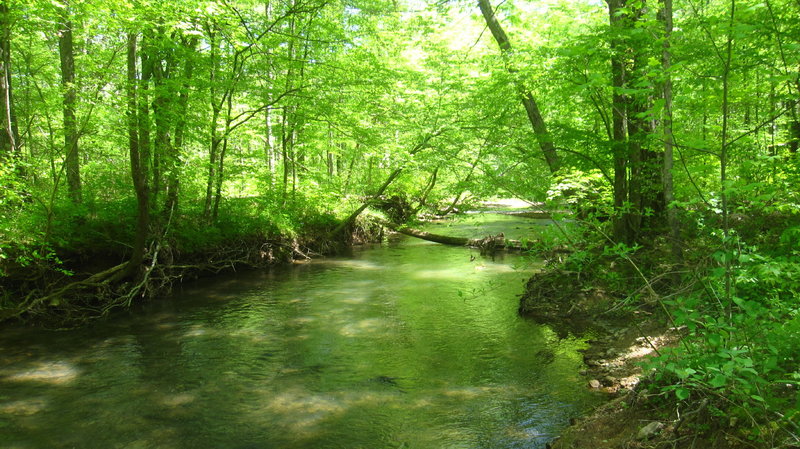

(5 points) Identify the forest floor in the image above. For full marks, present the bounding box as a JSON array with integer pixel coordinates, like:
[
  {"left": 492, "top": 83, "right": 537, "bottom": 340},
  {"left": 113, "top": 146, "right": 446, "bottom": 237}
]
[{"left": 521, "top": 269, "right": 771, "bottom": 449}]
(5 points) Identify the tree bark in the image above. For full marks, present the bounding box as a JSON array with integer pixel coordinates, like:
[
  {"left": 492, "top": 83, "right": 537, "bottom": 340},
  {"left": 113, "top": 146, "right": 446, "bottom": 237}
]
[
  {"left": 164, "top": 36, "right": 198, "bottom": 215},
  {"left": 414, "top": 166, "right": 438, "bottom": 212},
  {"left": 329, "top": 128, "right": 446, "bottom": 236},
  {"left": 329, "top": 167, "right": 404, "bottom": 237},
  {"left": 607, "top": 0, "right": 631, "bottom": 243},
  {"left": 477, "top": 0, "right": 561, "bottom": 174},
  {"left": 151, "top": 32, "right": 171, "bottom": 213},
  {"left": 211, "top": 93, "right": 233, "bottom": 221},
  {"left": 58, "top": 5, "right": 81, "bottom": 203},
  {"left": 659, "top": 0, "right": 682, "bottom": 264},
  {"left": 0, "top": 1, "right": 18, "bottom": 164},
  {"left": 204, "top": 29, "right": 220, "bottom": 219},
  {"left": 377, "top": 219, "right": 532, "bottom": 251},
  {"left": 124, "top": 32, "right": 150, "bottom": 279}
]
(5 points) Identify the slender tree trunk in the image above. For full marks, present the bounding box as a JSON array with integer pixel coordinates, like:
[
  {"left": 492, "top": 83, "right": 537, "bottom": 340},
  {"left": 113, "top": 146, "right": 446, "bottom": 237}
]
[
  {"left": 138, "top": 34, "right": 153, "bottom": 204},
  {"left": 265, "top": 105, "right": 275, "bottom": 174},
  {"left": 326, "top": 126, "right": 335, "bottom": 178},
  {"left": 628, "top": 97, "right": 644, "bottom": 236},
  {"left": 152, "top": 41, "right": 171, "bottom": 214},
  {"left": 58, "top": 6, "right": 80, "bottom": 203},
  {"left": 445, "top": 149, "right": 483, "bottom": 214},
  {"left": 281, "top": 106, "right": 290, "bottom": 201},
  {"left": 415, "top": 166, "right": 438, "bottom": 211},
  {"left": 211, "top": 94, "right": 233, "bottom": 221},
  {"left": 281, "top": 10, "right": 297, "bottom": 202},
  {"left": 204, "top": 31, "right": 220, "bottom": 218},
  {"left": 0, "top": 1, "right": 18, "bottom": 164},
  {"left": 165, "top": 36, "right": 198, "bottom": 215},
  {"left": 263, "top": 0, "right": 275, "bottom": 177},
  {"left": 124, "top": 32, "right": 150, "bottom": 279},
  {"left": 660, "top": 0, "right": 682, "bottom": 264},
  {"left": 721, "top": 0, "right": 736, "bottom": 308},
  {"left": 477, "top": 0, "right": 561, "bottom": 174},
  {"left": 607, "top": 0, "right": 631, "bottom": 243}
]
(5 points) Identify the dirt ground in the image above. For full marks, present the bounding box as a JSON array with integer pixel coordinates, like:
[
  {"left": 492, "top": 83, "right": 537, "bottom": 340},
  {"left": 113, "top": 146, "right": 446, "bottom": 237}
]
[
  {"left": 517, "top": 268, "right": 780, "bottom": 449},
  {"left": 545, "top": 315, "right": 778, "bottom": 449}
]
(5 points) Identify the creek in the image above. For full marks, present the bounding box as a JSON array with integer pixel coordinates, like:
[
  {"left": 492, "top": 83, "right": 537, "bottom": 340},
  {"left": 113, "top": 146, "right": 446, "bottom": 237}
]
[{"left": 0, "top": 214, "right": 600, "bottom": 449}]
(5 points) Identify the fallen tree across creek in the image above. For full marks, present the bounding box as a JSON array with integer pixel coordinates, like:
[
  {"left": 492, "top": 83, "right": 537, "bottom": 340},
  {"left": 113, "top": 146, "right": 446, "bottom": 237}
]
[{"left": 374, "top": 218, "right": 535, "bottom": 254}]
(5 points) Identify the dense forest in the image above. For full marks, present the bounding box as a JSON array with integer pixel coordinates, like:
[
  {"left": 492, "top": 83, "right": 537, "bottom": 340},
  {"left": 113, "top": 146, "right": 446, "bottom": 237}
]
[{"left": 1, "top": 0, "right": 799, "bottom": 445}]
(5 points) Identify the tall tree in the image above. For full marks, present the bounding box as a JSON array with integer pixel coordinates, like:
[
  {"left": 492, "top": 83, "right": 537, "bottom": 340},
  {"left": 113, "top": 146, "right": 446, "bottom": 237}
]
[
  {"left": 58, "top": 1, "right": 80, "bottom": 203},
  {"left": 0, "top": 0, "right": 18, "bottom": 164},
  {"left": 123, "top": 31, "right": 150, "bottom": 279},
  {"left": 606, "top": 0, "right": 631, "bottom": 243},
  {"left": 659, "top": 0, "right": 682, "bottom": 264},
  {"left": 477, "top": 0, "right": 561, "bottom": 174}
]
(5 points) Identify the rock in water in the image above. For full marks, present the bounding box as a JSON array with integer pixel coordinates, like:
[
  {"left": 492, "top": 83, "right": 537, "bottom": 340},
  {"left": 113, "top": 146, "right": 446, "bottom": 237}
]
[
  {"left": 370, "top": 376, "right": 399, "bottom": 386},
  {"left": 636, "top": 421, "right": 664, "bottom": 440}
]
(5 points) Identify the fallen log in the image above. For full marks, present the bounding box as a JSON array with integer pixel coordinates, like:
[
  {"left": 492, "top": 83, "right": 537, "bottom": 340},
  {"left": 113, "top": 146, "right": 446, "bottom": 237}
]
[{"left": 376, "top": 219, "right": 535, "bottom": 253}]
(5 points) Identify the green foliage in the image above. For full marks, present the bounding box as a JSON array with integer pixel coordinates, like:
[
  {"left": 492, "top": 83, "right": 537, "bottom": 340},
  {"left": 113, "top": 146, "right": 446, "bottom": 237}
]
[
  {"left": 645, "top": 240, "right": 800, "bottom": 438},
  {"left": 1, "top": 0, "right": 800, "bottom": 441}
]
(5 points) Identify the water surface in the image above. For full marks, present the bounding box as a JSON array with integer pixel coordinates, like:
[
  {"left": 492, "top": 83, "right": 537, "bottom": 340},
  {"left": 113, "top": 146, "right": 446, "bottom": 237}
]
[{"left": 0, "top": 215, "right": 599, "bottom": 448}]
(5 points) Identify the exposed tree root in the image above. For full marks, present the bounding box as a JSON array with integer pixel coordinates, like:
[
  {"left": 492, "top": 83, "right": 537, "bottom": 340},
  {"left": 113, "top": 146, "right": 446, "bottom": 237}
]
[{"left": 0, "top": 234, "right": 330, "bottom": 326}]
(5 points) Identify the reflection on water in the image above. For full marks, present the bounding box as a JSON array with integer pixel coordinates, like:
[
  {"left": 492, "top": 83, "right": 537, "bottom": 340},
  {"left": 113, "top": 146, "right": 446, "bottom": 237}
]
[{"left": 0, "top": 216, "right": 599, "bottom": 448}]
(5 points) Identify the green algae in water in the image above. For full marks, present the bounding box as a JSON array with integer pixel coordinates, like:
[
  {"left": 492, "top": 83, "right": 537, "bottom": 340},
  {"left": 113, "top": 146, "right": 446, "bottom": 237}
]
[{"left": 0, "top": 215, "right": 601, "bottom": 448}]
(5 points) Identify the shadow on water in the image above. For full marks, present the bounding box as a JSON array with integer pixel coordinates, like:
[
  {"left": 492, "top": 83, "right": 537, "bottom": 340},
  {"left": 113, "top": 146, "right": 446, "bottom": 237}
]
[{"left": 0, "top": 214, "right": 601, "bottom": 449}]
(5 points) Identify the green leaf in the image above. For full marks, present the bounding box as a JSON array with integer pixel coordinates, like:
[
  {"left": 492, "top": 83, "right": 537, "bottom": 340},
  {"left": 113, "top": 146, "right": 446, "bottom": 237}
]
[
  {"left": 675, "top": 388, "right": 690, "bottom": 400},
  {"left": 707, "top": 333, "right": 723, "bottom": 347},
  {"left": 709, "top": 374, "right": 727, "bottom": 388}
]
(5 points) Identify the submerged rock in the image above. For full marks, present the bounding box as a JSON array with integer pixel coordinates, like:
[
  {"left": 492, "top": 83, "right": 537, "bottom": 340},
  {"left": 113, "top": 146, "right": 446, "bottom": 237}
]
[{"left": 636, "top": 421, "right": 664, "bottom": 440}]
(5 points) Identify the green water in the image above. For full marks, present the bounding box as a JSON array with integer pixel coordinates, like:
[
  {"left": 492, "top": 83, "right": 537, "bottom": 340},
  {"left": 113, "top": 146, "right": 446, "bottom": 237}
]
[{"left": 0, "top": 215, "right": 599, "bottom": 449}]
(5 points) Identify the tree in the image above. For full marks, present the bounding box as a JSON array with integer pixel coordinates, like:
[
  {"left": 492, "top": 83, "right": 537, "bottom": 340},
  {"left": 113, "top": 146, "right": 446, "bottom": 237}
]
[
  {"left": 58, "top": 0, "right": 80, "bottom": 203},
  {"left": 0, "top": 0, "right": 18, "bottom": 164},
  {"left": 477, "top": 0, "right": 561, "bottom": 175},
  {"left": 123, "top": 31, "right": 150, "bottom": 279},
  {"left": 659, "top": 0, "right": 682, "bottom": 264}
]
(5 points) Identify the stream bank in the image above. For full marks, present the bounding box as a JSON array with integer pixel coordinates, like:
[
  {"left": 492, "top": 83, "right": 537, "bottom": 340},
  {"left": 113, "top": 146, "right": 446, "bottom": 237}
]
[
  {"left": 0, "top": 215, "right": 385, "bottom": 327},
  {"left": 520, "top": 256, "right": 773, "bottom": 449}
]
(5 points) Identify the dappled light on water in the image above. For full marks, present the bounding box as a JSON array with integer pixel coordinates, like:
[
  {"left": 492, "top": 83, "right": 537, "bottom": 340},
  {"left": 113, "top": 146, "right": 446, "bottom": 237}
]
[
  {"left": 3, "top": 361, "right": 80, "bottom": 385},
  {"left": 0, "top": 215, "right": 600, "bottom": 448}
]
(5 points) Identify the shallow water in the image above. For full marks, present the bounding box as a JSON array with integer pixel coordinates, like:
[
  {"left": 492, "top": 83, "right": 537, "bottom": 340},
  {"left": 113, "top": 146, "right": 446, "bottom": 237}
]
[{"left": 0, "top": 215, "right": 599, "bottom": 449}]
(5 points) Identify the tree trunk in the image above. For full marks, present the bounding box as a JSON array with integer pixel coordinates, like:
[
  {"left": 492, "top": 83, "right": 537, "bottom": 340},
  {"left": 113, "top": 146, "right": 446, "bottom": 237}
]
[
  {"left": 607, "top": 0, "right": 631, "bottom": 243},
  {"left": 477, "top": 0, "right": 561, "bottom": 174},
  {"left": 414, "top": 166, "right": 438, "bottom": 212},
  {"left": 720, "top": 0, "right": 736, "bottom": 306},
  {"left": 0, "top": 1, "right": 18, "bottom": 164},
  {"left": 58, "top": 6, "right": 81, "bottom": 203},
  {"left": 659, "top": 0, "right": 683, "bottom": 264},
  {"left": 204, "top": 30, "right": 220, "bottom": 219},
  {"left": 165, "top": 36, "right": 198, "bottom": 215},
  {"left": 152, "top": 38, "right": 172, "bottom": 214},
  {"left": 377, "top": 219, "right": 532, "bottom": 252},
  {"left": 329, "top": 167, "right": 404, "bottom": 237},
  {"left": 444, "top": 148, "right": 483, "bottom": 214},
  {"left": 124, "top": 32, "right": 150, "bottom": 279},
  {"left": 211, "top": 93, "right": 233, "bottom": 222},
  {"left": 138, "top": 33, "right": 153, "bottom": 199},
  {"left": 263, "top": 0, "right": 276, "bottom": 177}
]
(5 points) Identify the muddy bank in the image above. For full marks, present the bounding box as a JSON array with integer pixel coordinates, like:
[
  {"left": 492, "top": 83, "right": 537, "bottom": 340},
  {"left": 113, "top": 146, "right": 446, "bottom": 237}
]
[
  {"left": 0, "top": 217, "right": 385, "bottom": 327},
  {"left": 521, "top": 266, "right": 768, "bottom": 449}
]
